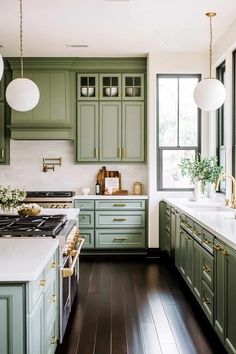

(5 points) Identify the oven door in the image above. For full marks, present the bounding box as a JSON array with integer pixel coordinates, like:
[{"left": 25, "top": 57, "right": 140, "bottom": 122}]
[{"left": 59, "top": 238, "right": 84, "bottom": 342}]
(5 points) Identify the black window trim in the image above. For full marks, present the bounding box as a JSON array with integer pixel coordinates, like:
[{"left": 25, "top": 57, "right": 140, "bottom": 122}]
[{"left": 156, "top": 73, "right": 201, "bottom": 191}]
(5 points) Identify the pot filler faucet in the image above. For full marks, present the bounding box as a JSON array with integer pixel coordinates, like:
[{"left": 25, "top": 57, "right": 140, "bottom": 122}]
[{"left": 215, "top": 173, "right": 236, "bottom": 209}]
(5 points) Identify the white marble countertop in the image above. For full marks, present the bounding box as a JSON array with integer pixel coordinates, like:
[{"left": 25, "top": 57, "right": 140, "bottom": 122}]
[
  {"left": 163, "top": 197, "right": 236, "bottom": 250},
  {"left": 73, "top": 194, "right": 148, "bottom": 200},
  {"left": 0, "top": 238, "right": 59, "bottom": 281}
]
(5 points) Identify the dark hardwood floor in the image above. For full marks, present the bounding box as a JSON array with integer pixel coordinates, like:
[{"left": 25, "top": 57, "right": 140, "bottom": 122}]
[{"left": 56, "top": 259, "right": 227, "bottom": 354}]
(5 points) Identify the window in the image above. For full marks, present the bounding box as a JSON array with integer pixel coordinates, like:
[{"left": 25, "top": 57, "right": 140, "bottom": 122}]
[
  {"left": 216, "top": 61, "right": 226, "bottom": 193},
  {"left": 157, "top": 74, "right": 201, "bottom": 190}
]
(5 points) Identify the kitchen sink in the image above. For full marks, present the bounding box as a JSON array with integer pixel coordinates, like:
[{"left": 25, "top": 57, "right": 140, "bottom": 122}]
[{"left": 185, "top": 204, "right": 233, "bottom": 212}]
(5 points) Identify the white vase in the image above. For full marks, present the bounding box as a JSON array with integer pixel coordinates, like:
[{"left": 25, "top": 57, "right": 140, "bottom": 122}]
[
  {"left": 207, "top": 182, "right": 215, "bottom": 198},
  {"left": 194, "top": 179, "right": 201, "bottom": 202}
]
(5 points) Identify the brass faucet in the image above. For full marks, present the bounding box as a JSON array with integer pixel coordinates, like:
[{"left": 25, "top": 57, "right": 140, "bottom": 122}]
[{"left": 215, "top": 173, "right": 236, "bottom": 208}]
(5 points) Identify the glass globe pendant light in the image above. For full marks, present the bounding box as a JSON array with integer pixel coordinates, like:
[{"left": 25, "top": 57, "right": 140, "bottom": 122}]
[
  {"left": 0, "top": 54, "right": 4, "bottom": 80},
  {"left": 193, "top": 12, "right": 226, "bottom": 112},
  {"left": 6, "top": 0, "right": 40, "bottom": 112}
]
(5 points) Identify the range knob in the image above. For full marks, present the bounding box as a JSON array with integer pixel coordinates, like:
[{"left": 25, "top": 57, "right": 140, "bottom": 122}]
[
  {"left": 51, "top": 204, "right": 56, "bottom": 208},
  {"left": 63, "top": 204, "right": 69, "bottom": 208},
  {"left": 56, "top": 205, "right": 60, "bottom": 208}
]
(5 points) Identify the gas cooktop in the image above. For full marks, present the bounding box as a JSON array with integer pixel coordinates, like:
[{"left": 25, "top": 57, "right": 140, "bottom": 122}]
[
  {"left": 26, "top": 191, "right": 74, "bottom": 198},
  {"left": 0, "top": 214, "right": 68, "bottom": 237}
]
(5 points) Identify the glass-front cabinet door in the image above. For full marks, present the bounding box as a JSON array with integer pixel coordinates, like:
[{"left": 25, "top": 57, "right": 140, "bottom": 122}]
[
  {"left": 77, "top": 74, "right": 98, "bottom": 100},
  {"left": 100, "top": 74, "right": 121, "bottom": 100},
  {"left": 122, "top": 73, "right": 144, "bottom": 100}
]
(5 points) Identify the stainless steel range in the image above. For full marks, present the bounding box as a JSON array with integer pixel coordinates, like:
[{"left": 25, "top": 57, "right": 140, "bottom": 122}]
[
  {"left": 0, "top": 212, "right": 83, "bottom": 343},
  {"left": 24, "top": 191, "right": 74, "bottom": 208}
]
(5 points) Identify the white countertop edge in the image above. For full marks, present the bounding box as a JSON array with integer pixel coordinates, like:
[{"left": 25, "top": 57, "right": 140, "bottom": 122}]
[
  {"left": 73, "top": 194, "right": 148, "bottom": 200},
  {"left": 162, "top": 197, "right": 236, "bottom": 250},
  {"left": 0, "top": 239, "right": 59, "bottom": 282}
]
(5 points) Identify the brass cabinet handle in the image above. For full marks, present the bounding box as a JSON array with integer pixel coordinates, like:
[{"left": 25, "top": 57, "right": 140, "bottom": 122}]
[
  {"left": 62, "top": 238, "right": 85, "bottom": 278},
  {"left": 50, "top": 261, "right": 56, "bottom": 269},
  {"left": 113, "top": 237, "right": 127, "bottom": 241},
  {"left": 50, "top": 336, "right": 58, "bottom": 345},
  {"left": 187, "top": 236, "right": 192, "bottom": 241},
  {"left": 122, "top": 148, "right": 126, "bottom": 158},
  {"left": 202, "top": 297, "right": 211, "bottom": 305},
  {"left": 1, "top": 149, "right": 4, "bottom": 159},
  {"left": 112, "top": 203, "right": 126, "bottom": 207},
  {"left": 51, "top": 294, "right": 56, "bottom": 303},
  {"left": 222, "top": 249, "right": 229, "bottom": 256},
  {"left": 202, "top": 265, "right": 210, "bottom": 273},
  {"left": 203, "top": 239, "right": 211, "bottom": 244},
  {"left": 39, "top": 279, "right": 47, "bottom": 288},
  {"left": 113, "top": 218, "right": 127, "bottom": 222},
  {"left": 213, "top": 244, "right": 222, "bottom": 251},
  {"left": 118, "top": 147, "right": 121, "bottom": 158}
]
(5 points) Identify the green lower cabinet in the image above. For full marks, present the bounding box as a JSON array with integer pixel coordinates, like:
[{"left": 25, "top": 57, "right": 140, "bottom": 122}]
[
  {"left": 201, "top": 280, "right": 214, "bottom": 325},
  {"left": 179, "top": 229, "right": 188, "bottom": 278},
  {"left": 28, "top": 294, "right": 44, "bottom": 354},
  {"left": 95, "top": 210, "right": 145, "bottom": 228},
  {"left": 193, "top": 241, "right": 202, "bottom": 303},
  {"left": 214, "top": 241, "right": 236, "bottom": 353},
  {"left": 95, "top": 229, "right": 145, "bottom": 248},
  {"left": 0, "top": 285, "right": 25, "bottom": 354},
  {"left": 159, "top": 201, "right": 167, "bottom": 252},
  {"left": 186, "top": 233, "right": 194, "bottom": 289}
]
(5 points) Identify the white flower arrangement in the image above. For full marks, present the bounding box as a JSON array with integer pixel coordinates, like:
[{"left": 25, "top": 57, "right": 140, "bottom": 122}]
[{"left": 0, "top": 186, "right": 26, "bottom": 211}]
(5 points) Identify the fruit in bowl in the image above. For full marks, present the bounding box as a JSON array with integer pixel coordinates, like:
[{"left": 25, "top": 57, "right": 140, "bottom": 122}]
[{"left": 17, "top": 203, "right": 42, "bottom": 216}]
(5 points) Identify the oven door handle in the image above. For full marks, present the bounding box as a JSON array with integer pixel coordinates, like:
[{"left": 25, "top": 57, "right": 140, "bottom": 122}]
[{"left": 61, "top": 238, "right": 85, "bottom": 278}]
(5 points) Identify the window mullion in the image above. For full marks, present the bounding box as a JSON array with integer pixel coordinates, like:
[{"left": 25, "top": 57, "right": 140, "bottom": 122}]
[{"left": 177, "top": 78, "right": 180, "bottom": 147}]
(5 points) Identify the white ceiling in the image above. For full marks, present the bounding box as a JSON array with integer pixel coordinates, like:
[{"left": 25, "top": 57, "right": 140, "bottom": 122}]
[{"left": 0, "top": 0, "right": 236, "bottom": 57}]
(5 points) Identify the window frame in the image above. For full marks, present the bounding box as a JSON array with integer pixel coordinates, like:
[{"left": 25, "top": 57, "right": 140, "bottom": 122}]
[{"left": 156, "top": 73, "right": 201, "bottom": 191}]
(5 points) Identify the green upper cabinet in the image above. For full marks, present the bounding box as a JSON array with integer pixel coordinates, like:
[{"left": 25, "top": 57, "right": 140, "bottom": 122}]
[
  {"left": 122, "top": 101, "right": 144, "bottom": 161},
  {"left": 10, "top": 70, "right": 72, "bottom": 139},
  {"left": 0, "top": 102, "right": 6, "bottom": 163},
  {"left": 0, "top": 69, "right": 10, "bottom": 164},
  {"left": 77, "top": 74, "right": 98, "bottom": 100},
  {"left": 77, "top": 102, "right": 99, "bottom": 162},
  {"left": 122, "top": 74, "right": 144, "bottom": 100},
  {"left": 100, "top": 102, "right": 121, "bottom": 161},
  {"left": 100, "top": 74, "right": 121, "bottom": 100},
  {"left": 0, "top": 72, "right": 5, "bottom": 101}
]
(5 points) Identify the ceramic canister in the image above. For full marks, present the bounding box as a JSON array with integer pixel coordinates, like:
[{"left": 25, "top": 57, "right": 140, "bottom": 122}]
[{"left": 133, "top": 182, "right": 142, "bottom": 195}]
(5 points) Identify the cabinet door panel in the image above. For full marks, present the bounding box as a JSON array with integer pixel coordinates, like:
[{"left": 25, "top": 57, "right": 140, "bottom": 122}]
[
  {"left": 77, "top": 102, "right": 99, "bottom": 162},
  {"left": 193, "top": 241, "right": 202, "bottom": 303},
  {"left": 214, "top": 241, "right": 225, "bottom": 342},
  {"left": 28, "top": 294, "right": 44, "bottom": 354},
  {"left": 122, "top": 102, "right": 144, "bottom": 161},
  {"left": 95, "top": 229, "right": 145, "bottom": 248},
  {"left": 100, "top": 102, "right": 121, "bottom": 161},
  {"left": 0, "top": 285, "right": 25, "bottom": 354}
]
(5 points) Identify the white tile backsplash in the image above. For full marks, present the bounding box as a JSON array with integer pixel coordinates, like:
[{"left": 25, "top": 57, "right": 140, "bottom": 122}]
[{"left": 0, "top": 140, "right": 148, "bottom": 195}]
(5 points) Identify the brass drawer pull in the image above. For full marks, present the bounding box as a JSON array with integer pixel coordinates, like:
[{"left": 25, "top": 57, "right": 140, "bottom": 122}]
[
  {"left": 113, "top": 218, "right": 127, "bottom": 222},
  {"left": 51, "top": 294, "right": 56, "bottom": 303},
  {"left": 202, "top": 265, "right": 210, "bottom": 273},
  {"left": 203, "top": 239, "right": 211, "bottom": 244},
  {"left": 80, "top": 216, "right": 87, "bottom": 219},
  {"left": 113, "top": 237, "right": 127, "bottom": 241},
  {"left": 50, "top": 336, "right": 58, "bottom": 345},
  {"left": 112, "top": 203, "right": 126, "bottom": 207},
  {"left": 50, "top": 261, "right": 56, "bottom": 269},
  {"left": 1, "top": 149, "right": 4, "bottom": 159},
  {"left": 213, "top": 244, "right": 221, "bottom": 251},
  {"left": 222, "top": 249, "right": 229, "bottom": 256},
  {"left": 202, "top": 297, "right": 211, "bottom": 305}
]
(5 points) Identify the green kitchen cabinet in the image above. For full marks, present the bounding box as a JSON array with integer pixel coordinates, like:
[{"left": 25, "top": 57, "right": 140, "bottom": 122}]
[
  {"left": 28, "top": 293, "right": 44, "bottom": 354},
  {"left": 0, "top": 70, "right": 10, "bottom": 164},
  {"left": 193, "top": 240, "right": 202, "bottom": 303},
  {"left": 214, "top": 240, "right": 236, "bottom": 353},
  {"left": 0, "top": 72, "right": 5, "bottom": 100},
  {"left": 76, "top": 102, "right": 99, "bottom": 162},
  {"left": 0, "top": 102, "right": 7, "bottom": 163},
  {"left": 77, "top": 74, "right": 99, "bottom": 100},
  {"left": 100, "top": 74, "right": 121, "bottom": 100},
  {"left": 100, "top": 102, "right": 121, "bottom": 161},
  {"left": 10, "top": 70, "right": 72, "bottom": 139},
  {"left": 122, "top": 73, "right": 144, "bottom": 100},
  {"left": 0, "top": 285, "right": 25, "bottom": 354},
  {"left": 122, "top": 101, "right": 144, "bottom": 161}
]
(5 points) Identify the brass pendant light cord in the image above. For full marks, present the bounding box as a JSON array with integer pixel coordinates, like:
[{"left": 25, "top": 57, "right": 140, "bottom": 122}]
[
  {"left": 209, "top": 15, "right": 212, "bottom": 78},
  {"left": 20, "top": 0, "right": 24, "bottom": 78}
]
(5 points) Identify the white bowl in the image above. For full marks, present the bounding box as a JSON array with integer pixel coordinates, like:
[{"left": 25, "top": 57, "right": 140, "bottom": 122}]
[
  {"left": 105, "top": 87, "right": 118, "bottom": 97},
  {"left": 81, "top": 187, "right": 90, "bottom": 195},
  {"left": 81, "top": 87, "right": 95, "bottom": 97}
]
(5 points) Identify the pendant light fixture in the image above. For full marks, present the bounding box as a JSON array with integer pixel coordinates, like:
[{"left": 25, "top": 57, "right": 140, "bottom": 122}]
[
  {"left": 193, "top": 12, "right": 226, "bottom": 112},
  {"left": 6, "top": 0, "right": 40, "bottom": 112},
  {"left": 0, "top": 54, "right": 3, "bottom": 80}
]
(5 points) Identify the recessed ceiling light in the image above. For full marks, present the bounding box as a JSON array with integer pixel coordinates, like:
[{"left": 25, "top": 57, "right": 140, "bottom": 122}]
[{"left": 66, "top": 44, "right": 88, "bottom": 48}]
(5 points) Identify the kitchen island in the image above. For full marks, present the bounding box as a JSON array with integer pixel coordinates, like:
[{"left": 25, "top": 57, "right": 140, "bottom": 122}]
[
  {"left": 0, "top": 209, "right": 80, "bottom": 354},
  {"left": 160, "top": 197, "right": 236, "bottom": 354}
]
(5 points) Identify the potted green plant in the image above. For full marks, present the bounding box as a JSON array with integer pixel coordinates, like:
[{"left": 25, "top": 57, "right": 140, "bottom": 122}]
[{"left": 178, "top": 154, "right": 223, "bottom": 199}]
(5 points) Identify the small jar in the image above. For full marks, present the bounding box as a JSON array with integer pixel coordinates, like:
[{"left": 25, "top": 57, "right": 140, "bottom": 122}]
[{"left": 133, "top": 182, "right": 142, "bottom": 195}]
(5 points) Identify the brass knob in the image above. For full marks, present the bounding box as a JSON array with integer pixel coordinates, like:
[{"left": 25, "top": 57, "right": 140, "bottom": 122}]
[
  {"left": 222, "top": 249, "right": 229, "bottom": 256},
  {"left": 203, "top": 265, "right": 210, "bottom": 272},
  {"left": 39, "top": 279, "right": 46, "bottom": 288},
  {"left": 50, "top": 336, "right": 57, "bottom": 345},
  {"left": 50, "top": 261, "right": 56, "bottom": 269},
  {"left": 202, "top": 297, "right": 211, "bottom": 305},
  {"left": 213, "top": 244, "right": 221, "bottom": 251},
  {"left": 51, "top": 294, "right": 56, "bottom": 303}
]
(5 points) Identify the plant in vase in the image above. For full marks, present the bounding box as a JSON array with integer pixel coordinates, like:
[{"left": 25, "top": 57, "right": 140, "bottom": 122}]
[
  {"left": 178, "top": 154, "right": 223, "bottom": 199},
  {"left": 0, "top": 186, "right": 26, "bottom": 212}
]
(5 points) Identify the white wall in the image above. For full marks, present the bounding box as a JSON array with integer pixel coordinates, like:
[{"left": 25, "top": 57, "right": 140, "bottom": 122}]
[{"left": 0, "top": 140, "right": 147, "bottom": 194}]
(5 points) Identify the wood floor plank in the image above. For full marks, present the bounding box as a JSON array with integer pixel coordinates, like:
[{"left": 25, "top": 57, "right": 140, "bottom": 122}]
[
  {"left": 140, "top": 322, "right": 162, "bottom": 354},
  {"left": 88, "top": 261, "right": 102, "bottom": 294}
]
